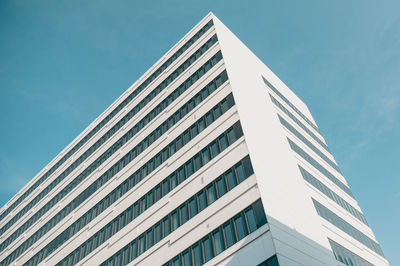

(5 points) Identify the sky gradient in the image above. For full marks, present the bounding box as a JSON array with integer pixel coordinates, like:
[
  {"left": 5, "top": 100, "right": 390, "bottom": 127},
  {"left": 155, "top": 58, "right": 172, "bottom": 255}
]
[{"left": 0, "top": 0, "right": 398, "bottom": 264}]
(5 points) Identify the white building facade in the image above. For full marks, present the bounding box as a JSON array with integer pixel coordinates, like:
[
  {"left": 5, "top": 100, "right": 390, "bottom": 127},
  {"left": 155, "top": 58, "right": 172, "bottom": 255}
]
[{"left": 0, "top": 13, "right": 388, "bottom": 266}]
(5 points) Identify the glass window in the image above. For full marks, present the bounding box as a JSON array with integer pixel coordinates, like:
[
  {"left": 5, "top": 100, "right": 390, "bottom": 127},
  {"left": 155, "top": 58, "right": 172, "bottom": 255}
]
[
  {"left": 243, "top": 156, "right": 254, "bottom": 176},
  {"left": 245, "top": 208, "right": 257, "bottom": 233},
  {"left": 147, "top": 190, "right": 154, "bottom": 207},
  {"left": 155, "top": 223, "right": 162, "bottom": 243},
  {"left": 138, "top": 235, "right": 145, "bottom": 255},
  {"left": 180, "top": 204, "right": 188, "bottom": 224},
  {"left": 194, "top": 154, "right": 202, "bottom": 171},
  {"left": 235, "top": 163, "right": 246, "bottom": 183},
  {"left": 182, "top": 249, "right": 191, "bottom": 266},
  {"left": 189, "top": 197, "right": 198, "bottom": 218},
  {"left": 212, "top": 229, "right": 224, "bottom": 255},
  {"left": 213, "top": 105, "right": 221, "bottom": 119},
  {"left": 201, "top": 147, "right": 211, "bottom": 165},
  {"left": 134, "top": 202, "right": 139, "bottom": 218},
  {"left": 190, "top": 124, "right": 198, "bottom": 138},
  {"left": 163, "top": 178, "right": 170, "bottom": 196},
  {"left": 218, "top": 134, "right": 228, "bottom": 150},
  {"left": 130, "top": 240, "right": 137, "bottom": 261},
  {"left": 172, "top": 255, "right": 180, "bottom": 266},
  {"left": 198, "top": 191, "right": 206, "bottom": 211},
  {"left": 227, "top": 128, "right": 236, "bottom": 144},
  {"left": 234, "top": 214, "right": 247, "bottom": 241},
  {"left": 176, "top": 136, "right": 183, "bottom": 150},
  {"left": 223, "top": 222, "right": 235, "bottom": 248},
  {"left": 171, "top": 173, "right": 178, "bottom": 190},
  {"left": 163, "top": 216, "right": 170, "bottom": 237},
  {"left": 210, "top": 141, "right": 220, "bottom": 158},
  {"left": 216, "top": 177, "right": 226, "bottom": 197},
  {"left": 115, "top": 252, "right": 122, "bottom": 266},
  {"left": 183, "top": 130, "right": 190, "bottom": 145},
  {"left": 178, "top": 167, "right": 186, "bottom": 183},
  {"left": 146, "top": 229, "right": 153, "bottom": 249},
  {"left": 155, "top": 185, "right": 162, "bottom": 201},
  {"left": 172, "top": 210, "right": 179, "bottom": 231},
  {"left": 201, "top": 236, "right": 213, "bottom": 262},
  {"left": 253, "top": 200, "right": 267, "bottom": 228},
  {"left": 206, "top": 184, "right": 216, "bottom": 204},
  {"left": 226, "top": 170, "right": 237, "bottom": 190},
  {"left": 205, "top": 111, "right": 214, "bottom": 126},
  {"left": 140, "top": 196, "right": 146, "bottom": 213},
  {"left": 123, "top": 246, "right": 130, "bottom": 265},
  {"left": 186, "top": 160, "right": 194, "bottom": 178},
  {"left": 198, "top": 118, "right": 206, "bottom": 132},
  {"left": 192, "top": 243, "right": 202, "bottom": 266}
]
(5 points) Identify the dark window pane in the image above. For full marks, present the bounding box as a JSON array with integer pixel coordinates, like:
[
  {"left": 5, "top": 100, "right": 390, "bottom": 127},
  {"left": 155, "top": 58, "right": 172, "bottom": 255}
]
[
  {"left": 245, "top": 208, "right": 257, "bottom": 233},
  {"left": 235, "top": 163, "right": 246, "bottom": 183},
  {"left": 234, "top": 214, "right": 247, "bottom": 240},
  {"left": 213, "top": 229, "right": 224, "bottom": 255},
  {"left": 243, "top": 156, "right": 254, "bottom": 176},
  {"left": 171, "top": 173, "right": 178, "bottom": 190},
  {"left": 202, "top": 236, "right": 213, "bottom": 262},
  {"left": 198, "top": 191, "right": 206, "bottom": 211},
  {"left": 146, "top": 229, "right": 153, "bottom": 249},
  {"left": 172, "top": 255, "right": 180, "bottom": 266},
  {"left": 189, "top": 197, "right": 198, "bottom": 218},
  {"left": 155, "top": 223, "right": 162, "bottom": 243},
  {"left": 226, "top": 170, "right": 237, "bottom": 190},
  {"left": 216, "top": 177, "right": 226, "bottom": 197},
  {"left": 223, "top": 222, "right": 235, "bottom": 248},
  {"left": 192, "top": 244, "right": 202, "bottom": 266},
  {"left": 219, "top": 134, "right": 228, "bottom": 150},
  {"left": 163, "top": 216, "right": 170, "bottom": 237},
  {"left": 182, "top": 249, "right": 191, "bottom": 266},
  {"left": 172, "top": 210, "right": 179, "bottom": 231},
  {"left": 194, "top": 154, "right": 202, "bottom": 171},
  {"left": 210, "top": 141, "right": 220, "bottom": 158},
  {"left": 201, "top": 147, "right": 211, "bottom": 165},
  {"left": 178, "top": 167, "right": 186, "bottom": 183},
  {"left": 138, "top": 235, "right": 145, "bottom": 255},
  {"left": 186, "top": 160, "right": 194, "bottom": 177},
  {"left": 180, "top": 204, "right": 188, "bottom": 224},
  {"left": 198, "top": 118, "right": 206, "bottom": 132},
  {"left": 163, "top": 179, "right": 170, "bottom": 196},
  {"left": 253, "top": 200, "right": 267, "bottom": 228},
  {"left": 206, "top": 184, "right": 216, "bottom": 204}
]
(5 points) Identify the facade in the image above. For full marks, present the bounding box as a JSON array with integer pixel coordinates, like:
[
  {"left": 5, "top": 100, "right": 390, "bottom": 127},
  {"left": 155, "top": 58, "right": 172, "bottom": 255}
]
[{"left": 0, "top": 13, "right": 388, "bottom": 266}]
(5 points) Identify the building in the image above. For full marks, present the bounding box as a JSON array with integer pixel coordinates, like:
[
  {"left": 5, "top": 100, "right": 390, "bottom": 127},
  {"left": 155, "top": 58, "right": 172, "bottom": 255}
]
[{"left": 0, "top": 12, "right": 388, "bottom": 266}]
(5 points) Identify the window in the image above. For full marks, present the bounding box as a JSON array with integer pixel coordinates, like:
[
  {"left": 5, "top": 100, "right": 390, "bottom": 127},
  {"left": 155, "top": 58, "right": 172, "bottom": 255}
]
[
  {"left": 172, "top": 211, "right": 179, "bottom": 231},
  {"left": 163, "top": 216, "right": 170, "bottom": 237},
  {"left": 146, "top": 229, "right": 153, "bottom": 249},
  {"left": 138, "top": 235, "right": 145, "bottom": 255},
  {"left": 245, "top": 208, "right": 257, "bottom": 233},
  {"left": 155, "top": 223, "right": 162, "bottom": 243},
  {"left": 192, "top": 243, "right": 202, "bottom": 266},
  {"left": 253, "top": 200, "right": 267, "bottom": 228},
  {"left": 202, "top": 236, "right": 213, "bottom": 262},
  {"left": 233, "top": 214, "right": 247, "bottom": 241},
  {"left": 206, "top": 184, "right": 216, "bottom": 204},
  {"left": 212, "top": 229, "right": 224, "bottom": 255},
  {"left": 182, "top": 249, "right": 191, "bottom": 266},
  {"left": 201, "top": 147, "right": 211, "bottom": 165},
  {"left": 180, "top": 204, "right": 188, "bottom": 224},
  {"left": 216, "top": 177, "right": 226, "bottom": 197},
  {"left": 189, "top": 197, "right": 198, "bottom": 218},
  {"left": 198, "top": 191, "right": 206, "bottom": 211},
  {"left": 226, "top": 170, "right": 237, "bottom": 190},
  {"left": 223, "top": 222, "right": 235, "bottom": 248}
]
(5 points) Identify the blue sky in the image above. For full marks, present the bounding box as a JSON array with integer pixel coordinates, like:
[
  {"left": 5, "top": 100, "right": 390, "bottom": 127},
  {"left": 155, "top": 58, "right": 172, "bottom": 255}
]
[{"left": 0, "top": 0, "right": 398, "bottom": 264}]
